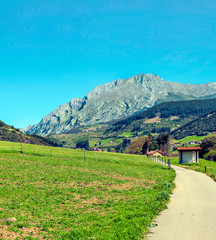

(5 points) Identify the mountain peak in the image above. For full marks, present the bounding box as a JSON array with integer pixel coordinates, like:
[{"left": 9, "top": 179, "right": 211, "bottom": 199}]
[{"left": 25, "top": 73, "right": 216, "bottom": 136}]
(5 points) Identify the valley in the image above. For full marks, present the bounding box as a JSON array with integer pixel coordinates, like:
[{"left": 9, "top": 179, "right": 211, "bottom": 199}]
[
  {"left": 48, "top": 98, "right": 216, "bottom": 153},
  {"left": 2, "top": 1, "right": 216, "bottom": 239},
  {"left": 1, "top": 75, "right": 216, "bottom": 239}
]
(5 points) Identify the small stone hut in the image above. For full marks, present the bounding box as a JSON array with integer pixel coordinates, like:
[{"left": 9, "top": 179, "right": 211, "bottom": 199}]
[{"left": 177, "top": 147, "right": 201, "bottom": 164}]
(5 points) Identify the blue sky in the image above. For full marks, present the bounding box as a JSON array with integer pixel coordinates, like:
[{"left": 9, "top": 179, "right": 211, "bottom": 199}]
[{"left": 0, "top": 0, "right": 216, "bottom": 128}]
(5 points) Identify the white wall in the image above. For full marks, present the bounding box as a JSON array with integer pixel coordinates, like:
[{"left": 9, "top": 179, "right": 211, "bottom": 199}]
[{"left": 179, "top": 151, "right": 197, "bottom": 163}]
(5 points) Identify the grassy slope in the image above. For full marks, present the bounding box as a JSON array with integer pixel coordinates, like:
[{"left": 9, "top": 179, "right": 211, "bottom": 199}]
[
  {"left": 0, "top": 141, "right": 175, "bottom": 240},
  {"left": 174, "top": 135, "right": 208, "bottom": 144}
]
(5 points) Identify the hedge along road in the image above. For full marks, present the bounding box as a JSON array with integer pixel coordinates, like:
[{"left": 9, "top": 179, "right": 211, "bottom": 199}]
[{"left": 147, "top": 165, "right": 216, "bottom": 240}]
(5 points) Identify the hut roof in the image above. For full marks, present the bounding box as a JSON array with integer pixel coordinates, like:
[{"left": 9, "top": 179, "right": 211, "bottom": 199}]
[{"left": 177, "top": 147, "right": 201, "bottom": 151}]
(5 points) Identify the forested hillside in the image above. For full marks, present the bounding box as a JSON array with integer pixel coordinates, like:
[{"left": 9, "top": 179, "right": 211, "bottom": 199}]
[
  {"left": 104, "top": 98, "right": 216, "bottom": 136},
  {"left": 114, "top": 98, "right": 216, "bottom": 127},
  {"left": 0, "top": 120, "right": 57, "bottom": 146},
  {"left": 172, "top": 111, "right": 216, "bottom": 139}
]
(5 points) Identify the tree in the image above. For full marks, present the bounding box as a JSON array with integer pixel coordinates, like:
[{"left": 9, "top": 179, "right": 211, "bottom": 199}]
[
  {"left": 122, "top": 138, "right": 131, "bottom": 148},
  {"left": 141, "top": 141, "right": 148, "bottom": 155},
  {"left": 141, "top": 133, "right": 153, "bottom": 155},
  {"left": 149, "top": 140, "right": 158, "bottom": 151},
  {"left": 132, "top": 122, "right": 141, "bottom": 132},
  {"left": 200, "top": 136, "right": 216, "bottom": 157},
  {"left": 159, "top": 127, "right": 170, "bottom": 133},
  {"left": 126, "top": 137, "right": 146, "bottom": 154},
  {"left": 204, "top": 151, "right": 216, "bottom": 161},
  {"left": 157, "top": 133, "right": 171, "bottom": 156},
  {"left": 76, "top": 140, "right": 89, "bottom": 150},
  {"left": 115, "top": 145, "right": 121, "bottom": 153}
]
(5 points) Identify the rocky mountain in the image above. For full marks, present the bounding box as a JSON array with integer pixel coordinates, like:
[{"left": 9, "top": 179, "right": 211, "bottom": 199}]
[{"left": 26, "top": 73, "right": 216, "bottom": 136}]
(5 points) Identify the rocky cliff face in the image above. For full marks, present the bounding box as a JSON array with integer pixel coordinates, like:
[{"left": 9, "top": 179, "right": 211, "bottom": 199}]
[{"left": 26, "top": 73, "right": 216, "bottom": 136}]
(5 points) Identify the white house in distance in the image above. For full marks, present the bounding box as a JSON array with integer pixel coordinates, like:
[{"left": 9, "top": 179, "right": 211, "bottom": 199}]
[{"left": 177, "top": 147, "right": 201, "bottom": 164}]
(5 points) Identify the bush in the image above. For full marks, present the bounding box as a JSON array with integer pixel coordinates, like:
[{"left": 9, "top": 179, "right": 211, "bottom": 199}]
[
  {"left": 76, "top": 140, "right": 89, "bottom": 150},
  {"left": 0, "top": 121, "right": 7, "bottom": 127},
  {"left": 204, "top": 151, "right": 216, "bottom": 162},
  {"left": 200, "top": 136, "right": 216, "bottom": 157}
]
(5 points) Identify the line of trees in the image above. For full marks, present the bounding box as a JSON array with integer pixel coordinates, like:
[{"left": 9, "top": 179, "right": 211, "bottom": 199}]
[{"left": 126, "top": 133, "right": 171, "bottom": 156}]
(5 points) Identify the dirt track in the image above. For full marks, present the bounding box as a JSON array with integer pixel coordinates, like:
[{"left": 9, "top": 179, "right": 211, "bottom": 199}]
[{"left": 147, "top": 165, "right": 216, "bottom": 240}]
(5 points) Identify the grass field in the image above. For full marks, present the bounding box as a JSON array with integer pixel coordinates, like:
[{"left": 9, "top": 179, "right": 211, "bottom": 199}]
[
  {"left": 174, "top": 135, "right": 206, "bottom": 144},
  {"left": 173, "top": 134, "right": 216, "bottom": 144},
  {"left": 119, "top": 132, "right": 134, "bottom": 137},
  {"left": 0, "top": 141, "right": 175, "bottom": 240}
]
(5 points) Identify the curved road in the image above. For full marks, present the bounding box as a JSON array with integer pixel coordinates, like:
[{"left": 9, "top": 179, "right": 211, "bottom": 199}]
[{"left": 147, "top": 165, "right": 216, "bottom": 240}]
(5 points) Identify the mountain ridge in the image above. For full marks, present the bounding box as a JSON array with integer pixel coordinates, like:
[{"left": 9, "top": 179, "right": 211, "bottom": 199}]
[{"left": 26, "top": 73, "right": 216, "bottom": 136}]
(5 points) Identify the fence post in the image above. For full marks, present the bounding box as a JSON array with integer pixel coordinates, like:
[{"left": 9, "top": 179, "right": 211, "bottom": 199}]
[
  {"left": 21, "top": 143, "right": 23, "bottom": 153},
  {"left": 168, "top": 159, "right": 171, "bottom": 169},
  {"left": 205, "top": 166, "right": 207, "bottom": 172}
]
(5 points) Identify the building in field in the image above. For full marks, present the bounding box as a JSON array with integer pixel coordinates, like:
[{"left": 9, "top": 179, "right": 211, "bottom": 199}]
[
  {"left": 147, "top": 150, "right": 163, "bottom": 158},
  {"left": 177, "top": 147, "right": 201, "bottom": 164}
]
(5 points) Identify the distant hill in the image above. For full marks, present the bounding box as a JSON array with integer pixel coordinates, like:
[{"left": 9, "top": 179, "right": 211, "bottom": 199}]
[
  {"left": 0, "top": 120, "right": 57, "bottom": 146},
  {"left": 171, "top": 111, "right": 216, "bottom": 139},
  {"left": 105, "top": 98, "right": 216, "bottom": 136},
  {"left": 25, "top": 73, "right": 216, "bottom": 136}
]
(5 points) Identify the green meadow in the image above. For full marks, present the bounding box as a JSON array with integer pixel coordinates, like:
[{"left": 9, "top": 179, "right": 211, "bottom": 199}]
[
  {"left": 173, "top": 134, "right": 216, "bottom": 144},
  {"left": 0, "top": 141, "right": 175, "bottom": 239}
]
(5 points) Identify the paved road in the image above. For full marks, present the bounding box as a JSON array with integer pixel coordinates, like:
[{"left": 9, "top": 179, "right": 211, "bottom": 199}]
[{"left": 147, "top": 165, "right": 216, "bottom": 240}]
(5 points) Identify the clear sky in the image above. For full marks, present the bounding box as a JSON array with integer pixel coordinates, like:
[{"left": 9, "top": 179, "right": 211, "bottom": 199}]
[{"left": 0, "top": 0, "right": 216, "bottom": 128}]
